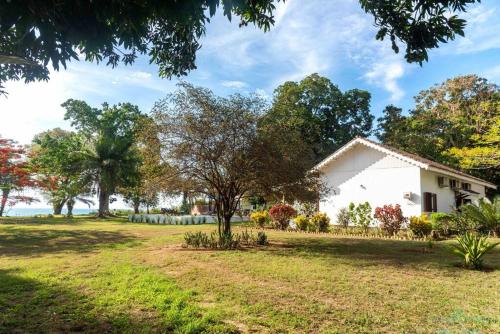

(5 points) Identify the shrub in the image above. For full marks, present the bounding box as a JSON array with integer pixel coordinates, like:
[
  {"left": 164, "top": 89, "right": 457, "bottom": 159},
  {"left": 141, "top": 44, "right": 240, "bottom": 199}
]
[
  {"left": 310, "top": 212, "right": 330, "bottom": 232},
  {"left": 184, "top": 231, "right": 210, "bottom": 248},
  {"left": 294, "top": 214, "right": 310, "bottom": 231},
  {"left": 374, "top": 204, "right": 407, "bottom": 235},
  {"left": 250, "top": 210, "right": 269, "bottom": 228},
  {"left": 409, "top": 214, "right": 432, "bottom": 237},
  {"left": 269, "top": 204, "right": 297, "bottom": 230},
  {"left": 254, "top": 231, "right": 268, "bottom": 245},
  {"left": 348, "top": 202, "right": 372, "bottom": 232},
  {"left": 184, "top": 231, "right": 240, "bottom": 249},
  {"left": 336, "top": 207, "right": 350, "bottom": 228},
  {"left": 430, "top": 212, "right": 454, "bottom": 236},
  {"left": 459, "top": 197, "right": 500, "bottom": 236},
  {"left": 450, "top": 232, "right": 499, "bottom": 270}
]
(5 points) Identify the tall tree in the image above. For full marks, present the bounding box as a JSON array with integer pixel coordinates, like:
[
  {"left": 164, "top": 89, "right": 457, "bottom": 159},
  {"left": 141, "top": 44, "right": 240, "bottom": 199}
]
[
  {"left": 0, "top": 137, "right": 38, "bottom": 216},
  {"left": 1, "top": 0, "right": 480, "bottom": 95},
  {"left": 376, "top": 75, "right": 500, "bottom": 187},
  {"left": 62, "top": 100, "right": 142, "bottom": 217},
  {"left": 265, "top": 73, "right": 373, "bottom": 162},
  {"left": 145, "top": 83, "right": 320, "bottom": 237},
  {"left": 375, "top": 105, "right": 407, "bottom": 147},
  {"left": 30, "top": 128, "right": 94, "bottom": 215}
]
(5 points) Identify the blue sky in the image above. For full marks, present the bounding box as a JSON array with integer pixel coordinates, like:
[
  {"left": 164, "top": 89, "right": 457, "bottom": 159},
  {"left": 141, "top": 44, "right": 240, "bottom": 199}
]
[{"left": 1, "top": 0, "right": 499, "bottom": 208}]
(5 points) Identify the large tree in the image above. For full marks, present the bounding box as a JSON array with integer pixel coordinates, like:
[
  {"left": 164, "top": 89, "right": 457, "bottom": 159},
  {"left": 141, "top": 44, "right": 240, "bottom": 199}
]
[
  {"left": 376, "top": 75, "right": 500, "bottom": 187},
  {"left": 0, "top": 0, "right": 480, "bottom": 95},
  {"left": 0, "top": 136, "right": 38, "bottom": 216},
  {"left": 30, "top": 128, "right": 94, "bottom": 215},
  {"left": 62, "top": 100, "right": 143, "bottom": 217},
  {"left": 265, "top": 73, "right": 373, "bottom": 162},
  {"left": 146, "top": 83, "right": 320, "bottom": 236}
]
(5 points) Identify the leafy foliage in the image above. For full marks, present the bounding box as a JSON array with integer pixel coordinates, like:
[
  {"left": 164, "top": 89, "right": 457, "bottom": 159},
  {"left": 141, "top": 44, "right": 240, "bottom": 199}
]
[
  {"left": 374, "top": 204, "right": 407, "bottom": 235},
  {"left": 409, "top": 214, "right": 433, "bottom": 237},
  {"left": 264, "top": 73, "right": 373, "bottom": 162},
  {"left": 0, "top": 137, "right": 38, "bottom": 216},
  {"left": 459, "top": 198, "right": 500, "bottom": 236},
  {"left": 430, "top": 212, "right": 455, "bottom": 236},
  {"left": 348, "top": 202, "right": 373, "bottom": 232},
  {"left": 144, "top": 83, "right": 319, "bottom": 237},
  {"left": 310, "top": 212, "right": 330, "bottom": 232},
  {"left": 0, "top": 1, "right": 479, "bottom": 95},
  {"left": 250, "top": 210, "right": 269, "bottom": 228},
  {"left": 335, "top": 207, "right": 351, "bottom": 228},
  {"left": 376, "top": 75, "right": 499, "bottom": 187},
  {"left": 294, "top": 214, "right": 310, "bottom": 231},
  {"left": 62, "top": 100, "right": 143, "bottom": 217},
  {"left": 183, "top": 229, "right": 268, "bottom": 249},
  {"left": 269, "top": 203, "right": 297, "bottom": 230},
  {"left": 360, "top": 0, "right": 478, "bottom": 64},
  {"left": 450, "top": 232, "right": 499, "bottom": 270}
]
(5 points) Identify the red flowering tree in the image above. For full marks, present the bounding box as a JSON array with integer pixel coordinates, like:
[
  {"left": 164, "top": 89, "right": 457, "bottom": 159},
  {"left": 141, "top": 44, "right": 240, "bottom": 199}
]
[
  {"left": 269, "top": 203, "right": 297, "bottom": 230},
  {"left": 374, "top": 204, "right": 407, "bottom": 235},
  {"left": 0, "top": 137, "right": 38, "bottom": 216}
]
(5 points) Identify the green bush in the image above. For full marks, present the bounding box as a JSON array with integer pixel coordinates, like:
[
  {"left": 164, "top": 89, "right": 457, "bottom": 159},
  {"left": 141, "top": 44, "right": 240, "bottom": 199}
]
[
  {"left": 250, "top": 210, "right": 269, "bottom": 228},
  {"left": 409, "top": 214, "right": 432, "bottom": 237},
  {"left": 336, "top": 207, "right": 350, "bottom": 228},
  {"left": 348, "top": 202, "right": 372, "bottom": 232},
  {"left": 294, "top": 215, "right": 310, "bottom": 231},
  {"left": 450, "top": 232, "right": 499, "bottom": 270},
  {"left": 310, "top": 212, "right": 330, "bottom": 232},
  {"left": 254, "top": 231, "right": 268, "bottom": 245},
  {"left": 459, "top": 197, "right": 500, "bottom": 236},
  {"left": 430, "top": 212, "right": 454, "bottom": 236}
]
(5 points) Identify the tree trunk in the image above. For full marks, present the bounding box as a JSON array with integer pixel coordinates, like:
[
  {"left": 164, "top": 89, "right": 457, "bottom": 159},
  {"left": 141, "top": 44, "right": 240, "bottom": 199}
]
[
  {"left": 98, "top": 190, "right": 110, "bottom": 217},
  {"left": 66, "top": 198, "right": 75, "bottom": 217},
  {"left": 53, "top": 200, "right": 65, "bottom": 215},
  {"left": 133, "top": 200, "right": 140, "bottom": 214},
  {"left": 0, "top": 189, "right": 9, "bottom": 217}
]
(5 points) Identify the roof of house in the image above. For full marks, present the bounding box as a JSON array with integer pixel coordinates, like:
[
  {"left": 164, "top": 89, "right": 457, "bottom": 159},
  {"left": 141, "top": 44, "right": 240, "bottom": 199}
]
[{"left": 314, "top": 137, "right": 497, "bottom": 189}]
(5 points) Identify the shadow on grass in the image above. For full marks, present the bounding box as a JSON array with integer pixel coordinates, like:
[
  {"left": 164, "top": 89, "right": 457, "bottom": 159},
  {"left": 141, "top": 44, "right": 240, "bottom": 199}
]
[
  {"left": 0, "top": 215, "right": 128, "bottom": 226},
  {"left": 265, "top": 236, "right": 500, "bottom": 271},
  {"left": 0, "top": 227, "right": 140, "bottom": 257},
  {"left": 0, "top": 269, "right": 151, "bottom": 333}
]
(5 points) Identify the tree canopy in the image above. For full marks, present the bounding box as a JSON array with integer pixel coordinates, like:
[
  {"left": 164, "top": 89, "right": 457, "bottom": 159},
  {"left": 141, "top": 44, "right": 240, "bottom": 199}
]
[
  {"left": 265, "top": 73, "right": 373, "bottom": 162},
  {"left": 62, "top": 99, "right": 143, "bottom": 217},
  {"left": 144, "top": 83, "right": 321, "bottom": 236},
  {"left": 0, "top": 0, "right": 480, "bottom": 95},
  {"left": 376, "top": 74, "right": 500, "bottom": 189}
]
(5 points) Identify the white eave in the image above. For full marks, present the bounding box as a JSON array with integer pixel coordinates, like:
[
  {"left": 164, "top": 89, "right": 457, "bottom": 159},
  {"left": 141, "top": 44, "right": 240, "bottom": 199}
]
[{"left": 314, "top": 137, "right": 496, "bottom": 189}]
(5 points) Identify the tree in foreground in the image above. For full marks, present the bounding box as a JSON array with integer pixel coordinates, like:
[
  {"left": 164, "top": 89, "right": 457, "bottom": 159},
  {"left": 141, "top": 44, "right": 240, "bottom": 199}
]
[
  {"left": 145, "top": 83, "right": 321, "bottom": 237},
  {"left": 0, "top": 137, "right": 38, "bottom": 216},
  {"left": 62, "top": 100, "right": 143, "bottom": 217},
  {"left": 30, "top": 128, "right": 94, "bottom": 215},
  {"left": 265, "top": 73, "right": 373, "bottom": 162},
  {"left": 0, "top": 0, "right": 480, "bottom": 95}
]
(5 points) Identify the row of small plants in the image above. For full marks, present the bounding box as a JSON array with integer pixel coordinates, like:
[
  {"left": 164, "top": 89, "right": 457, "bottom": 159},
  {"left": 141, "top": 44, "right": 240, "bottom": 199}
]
[
  {"left": 183, "top": 229, "right": 268, "bottom": 249},
  {"left": 128, "top": 214, "right": 210, "bottom": 225},
  {"left": 250, "top": 204, "right": 331, "bottom": 232}
]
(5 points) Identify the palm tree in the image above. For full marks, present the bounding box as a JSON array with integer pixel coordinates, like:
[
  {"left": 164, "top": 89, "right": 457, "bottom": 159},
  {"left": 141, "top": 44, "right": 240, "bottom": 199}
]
[{"left": 460, "top": 197, "right": 500, "bottom": 236}]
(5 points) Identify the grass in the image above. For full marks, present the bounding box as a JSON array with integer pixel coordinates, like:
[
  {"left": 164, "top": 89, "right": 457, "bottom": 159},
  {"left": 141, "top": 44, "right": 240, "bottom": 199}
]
[{"left": 0, "top": 216, "right": 498, "bottom": 333}]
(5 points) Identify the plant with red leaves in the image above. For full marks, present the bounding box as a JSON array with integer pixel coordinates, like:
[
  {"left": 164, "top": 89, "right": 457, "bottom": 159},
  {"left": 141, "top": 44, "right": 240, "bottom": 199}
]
[
  {"left": 0, "top": 137, "right": 38, "bottom": 216},
  {"left": 269, "top": 203, "right": 297, "bottom": 230},
  {"left": 374, "top": 204, "right": 407, "bottom": 235}
]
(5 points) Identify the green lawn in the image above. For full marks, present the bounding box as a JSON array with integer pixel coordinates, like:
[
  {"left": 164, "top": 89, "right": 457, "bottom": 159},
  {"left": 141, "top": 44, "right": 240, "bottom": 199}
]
[{"left": 0, "top": 217, "right": 498, "bottom": 333}]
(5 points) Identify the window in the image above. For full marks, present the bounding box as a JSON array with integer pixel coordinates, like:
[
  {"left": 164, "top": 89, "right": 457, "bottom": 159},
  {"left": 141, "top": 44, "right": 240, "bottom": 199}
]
[
  {"left": 462, "top": 182, "right": 471, "bottom": 191},
  {"left": 423, "top": 192, "right": 437, "bottom": 212},
  {"left": 449, "top": 179, "right": 459, "bottom": 189}
]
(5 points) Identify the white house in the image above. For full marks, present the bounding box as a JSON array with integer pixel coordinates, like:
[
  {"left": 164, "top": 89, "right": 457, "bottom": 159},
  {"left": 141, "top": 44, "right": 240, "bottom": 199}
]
[{"left": 316, "top": 137, "right": 496, "bottom": 222}]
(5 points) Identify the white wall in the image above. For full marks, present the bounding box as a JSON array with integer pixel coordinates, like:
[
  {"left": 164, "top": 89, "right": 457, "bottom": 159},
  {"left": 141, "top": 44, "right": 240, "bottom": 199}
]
[
  {"left": 319, "top": 144, "right": 422, "bottom": 223},
  {"left": 420, "top": 169, "right": 487, "bottom": 213}
]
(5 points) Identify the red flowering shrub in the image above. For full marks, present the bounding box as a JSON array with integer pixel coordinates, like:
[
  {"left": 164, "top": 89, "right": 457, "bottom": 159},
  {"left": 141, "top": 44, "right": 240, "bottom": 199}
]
[
  {"left": 374, "top": 204, "right": 407, "bottom": 235},
  {"left": 269, "top": 204, "right": 297, "bottom": 230}
]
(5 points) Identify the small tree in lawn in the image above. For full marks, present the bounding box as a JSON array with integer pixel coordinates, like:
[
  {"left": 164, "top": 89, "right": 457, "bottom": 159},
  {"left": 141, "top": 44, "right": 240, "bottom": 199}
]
[
  {"left": 374, "top": 204, "right": 407, "bottom": 235},
  {"left": 0, "top": 137, "right": 38, "bottom": 216},
  {"left": 145, "top": 83, "right": 320, "bottom": 238},
  {"left": 348, "top": 202, "right": 373, "bottom": 233},
  {"left": 269, "top": 204, "right": 297, "bottom": 230}
]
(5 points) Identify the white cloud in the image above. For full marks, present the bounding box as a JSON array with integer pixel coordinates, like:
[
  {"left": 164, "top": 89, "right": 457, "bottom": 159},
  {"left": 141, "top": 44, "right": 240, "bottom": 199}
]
[
  {"left": 364, "top": 59, "right": 405, "bottom": 102},
  {"left": 221, "top": 80, "right": 248, "bottom": 89}
]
